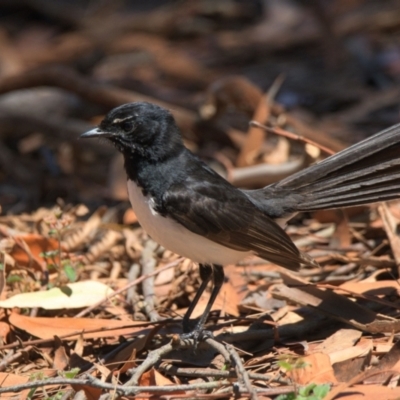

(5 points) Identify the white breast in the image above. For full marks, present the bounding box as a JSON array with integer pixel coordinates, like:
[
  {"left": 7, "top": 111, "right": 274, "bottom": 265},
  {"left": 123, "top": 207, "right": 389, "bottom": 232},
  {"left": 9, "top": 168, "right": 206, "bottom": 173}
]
[{"left": 127, "top": 180, "right": 250, "bottom": 265}]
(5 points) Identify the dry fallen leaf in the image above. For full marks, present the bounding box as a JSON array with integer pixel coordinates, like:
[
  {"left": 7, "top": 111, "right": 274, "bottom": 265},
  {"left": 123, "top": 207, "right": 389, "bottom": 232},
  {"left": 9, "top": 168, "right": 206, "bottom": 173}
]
[
  {"left": 0, "top": 372, "right": 30, "bottom": 399},
  {"left": 189, "top": 278, "right": 240, "bottom": 319},
  {"left": 72, "top": 379, "right": 103, "bottom": 400},
  {"left": 287, "top": 353, "right": 337, "bottom": 385},
  {"left": 378, "top": 203, "right": 400, "bottom": 270},
  {"left": 327, "top": 384, "right": 400, "bottom": 400},
  {"left": 314, "top": 329, "right": 362, "bottom": 355},
  {"left": 123, "top": 208, "right": 138, "bottom": 225},
  {"left": 237, "top": 92, "right": 270, "bottom": 167},
  {"left": 0, "top": 321, "right": 10, "bottom": 339},
  {"left": 365, "top": 340, "right": 400, "bottom": 385},
  {"left": 275, "top": 271, "right": 400, "bottom": 333},
  {"left": 9, "top": 312, "right": 153, "bottom": 340},
  {"left": 9, "top": 234, "right": 59, "bottom": 271},
  {"left": 141, "top": 367, "right": 173, "bottom": 386},
  {"left": 53, "top": 344, "right": 69, "bottom": 370},
  {"left": 338, "top": 280, "right": 400, "bottom": 297},
  {"left": 0, "top": 280, "right": 114, "bottom": 309},
  {"left": 329, "top": 338, "right": 372, "bottom": 365}
]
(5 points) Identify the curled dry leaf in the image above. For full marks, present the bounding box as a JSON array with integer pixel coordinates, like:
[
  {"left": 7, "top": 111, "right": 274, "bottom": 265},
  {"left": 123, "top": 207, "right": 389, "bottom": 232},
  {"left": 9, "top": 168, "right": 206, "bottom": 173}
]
[
  {"left": 61, "top": 206, "right": 106, "bottom": 252},
  {"left": 53, "top": 344, "right": 69, "bottom": 370},
  {"left": 83, "top": 230, "right": 122, "bottom": 264}
]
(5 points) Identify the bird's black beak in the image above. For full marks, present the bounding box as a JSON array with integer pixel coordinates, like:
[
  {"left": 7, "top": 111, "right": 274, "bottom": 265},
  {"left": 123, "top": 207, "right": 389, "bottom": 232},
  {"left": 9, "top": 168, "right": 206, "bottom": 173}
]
[{"left": 80, "top": 128, "right": 112, "bottom": 139}]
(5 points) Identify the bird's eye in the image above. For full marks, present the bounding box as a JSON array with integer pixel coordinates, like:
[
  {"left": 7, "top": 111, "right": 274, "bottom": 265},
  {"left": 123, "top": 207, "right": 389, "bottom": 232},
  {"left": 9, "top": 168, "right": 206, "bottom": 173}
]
[{"left": 121, "top": 121, "right": 133, "bottom": 132}]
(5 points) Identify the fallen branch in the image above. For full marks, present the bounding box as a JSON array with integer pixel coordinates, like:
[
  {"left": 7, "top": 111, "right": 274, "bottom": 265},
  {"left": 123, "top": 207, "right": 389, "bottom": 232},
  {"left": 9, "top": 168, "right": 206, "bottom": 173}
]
[{"left": 0, "top": 66, "right": 197, "bottom": 130}]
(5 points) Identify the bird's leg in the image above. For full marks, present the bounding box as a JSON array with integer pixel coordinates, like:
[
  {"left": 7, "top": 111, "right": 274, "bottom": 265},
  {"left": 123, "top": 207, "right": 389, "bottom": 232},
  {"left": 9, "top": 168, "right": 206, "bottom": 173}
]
[
  {"left": 193, "top": 264, "right": 224, "bottom": 333},
  {"left": 182, "top": 264, "right": 212, "bottom": 333},
  {"left": 182, "top": 264, "right": 224, "bottom": 341}
]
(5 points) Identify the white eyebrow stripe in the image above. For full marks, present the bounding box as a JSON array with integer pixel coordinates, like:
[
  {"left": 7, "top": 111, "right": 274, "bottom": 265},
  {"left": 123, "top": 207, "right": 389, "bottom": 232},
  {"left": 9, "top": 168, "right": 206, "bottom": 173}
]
[{"left": 113, "top": 116, "right": 135, "bottom": 124}]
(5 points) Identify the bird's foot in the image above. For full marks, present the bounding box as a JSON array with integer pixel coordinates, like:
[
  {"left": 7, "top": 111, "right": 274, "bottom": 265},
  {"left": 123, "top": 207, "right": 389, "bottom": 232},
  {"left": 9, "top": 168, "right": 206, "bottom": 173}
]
[{"left": 180, "top": 327, "right": 214, "bottom": 344}]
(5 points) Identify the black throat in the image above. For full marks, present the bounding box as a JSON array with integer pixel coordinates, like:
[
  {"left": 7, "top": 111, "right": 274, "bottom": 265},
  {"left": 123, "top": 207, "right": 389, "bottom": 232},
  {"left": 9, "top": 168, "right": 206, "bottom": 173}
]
[{"left": 122, "top": 144, "right": 186, "bottom": 203}]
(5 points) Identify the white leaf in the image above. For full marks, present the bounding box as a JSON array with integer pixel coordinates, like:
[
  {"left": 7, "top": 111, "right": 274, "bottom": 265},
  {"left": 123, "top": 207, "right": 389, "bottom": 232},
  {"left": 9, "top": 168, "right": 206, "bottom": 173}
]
[{"left": 0, "top": 281, "right": 114, "bottom": 309}]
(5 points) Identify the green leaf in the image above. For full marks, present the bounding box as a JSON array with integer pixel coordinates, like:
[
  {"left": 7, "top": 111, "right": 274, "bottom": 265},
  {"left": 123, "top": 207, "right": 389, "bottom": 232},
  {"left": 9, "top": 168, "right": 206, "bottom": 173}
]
[
  {"left": 46, "top": 263, "right": 58, "bottom": 272},
  {"left": 27, "top": 387, "right": 37, "bottom": 399},
  {"left": 48, "top": 229, "right": 58, "bottom": 237},
  {"left": 6, "top": 275, "right": 22, "bottom": 283},
  {"left": 277, "top": 360, "right": 293, "bottom": 372},
  {"left": 61, "top": 367, "right": 80, "bottom": 379},
  {"left": 275, "top": 383, "right": 331, "bottom": 400},
  {"left": 299, "top": 383, "right": 316, "bottom": 396},
  {"left": 40, "top": 250, "right": 60, "bottom": 259},
  {"left": 44, "top": 391, "right": 64, "bottom": 400},
  {"left": 276, "top": 393, "right": 296, "bottom": 400},
  {"left": 64, "top": 264, "right": 77, "bottom": 282},
  {"left": 313, "top": 384, "right": 330, "bottom": 398}
]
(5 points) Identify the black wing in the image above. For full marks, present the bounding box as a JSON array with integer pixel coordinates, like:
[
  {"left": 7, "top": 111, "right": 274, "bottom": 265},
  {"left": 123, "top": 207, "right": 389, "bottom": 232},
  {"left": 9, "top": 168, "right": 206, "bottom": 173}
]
[{"left": 161, "top": 170, "right": 311, "bottom": 271}]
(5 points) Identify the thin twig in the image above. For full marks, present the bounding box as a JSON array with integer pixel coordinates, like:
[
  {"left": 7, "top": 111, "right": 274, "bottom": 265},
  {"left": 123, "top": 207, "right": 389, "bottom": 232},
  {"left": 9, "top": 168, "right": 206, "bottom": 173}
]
[
  {"left": 225, "top": 344, "right": 258, "bottom": 400},
  {"left": 159, "top": 364, "right": 289, "bottom": 383},
  {"left": 250, "top": 120, "right": 335, "bottom": 155},
  {"left": 0, "top": 373, "right": 297, "bottom": 397},
  {"left": 204, "top": 337, "right": 231, "bottom": 363},
  {"left": 126, "top": 262, "right": 142, "bottom": 317},
  {"left": 125, "top": 335, "right": 199, "bottom": 386},
  {"left": 0, "top": 374, "right": 229, "bottom": 396},
  {"left": 141, "top": 239, "right": 162, "bottom": 322},
  {"left": 125, "top": 335, "right": 253, "bottom": 388},
  {"left": 0, "top": 346, "right": 32, "bottom": 371}
]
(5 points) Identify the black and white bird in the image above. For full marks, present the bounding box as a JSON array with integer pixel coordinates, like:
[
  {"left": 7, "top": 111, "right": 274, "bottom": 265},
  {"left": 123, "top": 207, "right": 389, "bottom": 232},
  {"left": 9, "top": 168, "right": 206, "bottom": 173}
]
[{"left": 82, "top": 101, "right": 400, "bottom": 338}]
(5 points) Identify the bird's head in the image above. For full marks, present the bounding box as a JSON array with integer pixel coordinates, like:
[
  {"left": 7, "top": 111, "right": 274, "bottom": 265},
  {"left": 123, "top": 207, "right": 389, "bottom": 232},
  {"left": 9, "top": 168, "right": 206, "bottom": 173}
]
[{"left": 81, "top": 102, "right": 184, "bottom": 161}]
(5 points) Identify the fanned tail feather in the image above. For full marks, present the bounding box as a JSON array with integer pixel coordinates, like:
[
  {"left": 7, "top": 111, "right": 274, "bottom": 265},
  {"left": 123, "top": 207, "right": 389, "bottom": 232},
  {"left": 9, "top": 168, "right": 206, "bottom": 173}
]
[{"left": 265, "top": 123, "right": 400, "bottom": 211}]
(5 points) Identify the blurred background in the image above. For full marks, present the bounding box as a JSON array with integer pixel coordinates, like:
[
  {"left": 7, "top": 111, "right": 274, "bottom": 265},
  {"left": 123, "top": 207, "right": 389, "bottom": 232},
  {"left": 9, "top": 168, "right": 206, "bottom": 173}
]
[{"left": 0, "top": 0, "right": 400, "bottom": 215}]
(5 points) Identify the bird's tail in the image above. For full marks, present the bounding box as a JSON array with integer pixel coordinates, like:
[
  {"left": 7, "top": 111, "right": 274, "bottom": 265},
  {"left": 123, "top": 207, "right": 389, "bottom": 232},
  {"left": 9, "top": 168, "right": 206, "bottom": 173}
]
[{"left": 265, "top": 123, "right": 400, "bottom": 212}]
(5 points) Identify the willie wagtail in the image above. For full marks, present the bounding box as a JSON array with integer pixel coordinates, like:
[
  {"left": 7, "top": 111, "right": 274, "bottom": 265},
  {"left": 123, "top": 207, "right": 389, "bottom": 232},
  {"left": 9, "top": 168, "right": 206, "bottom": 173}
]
[{"left": 81, "top": 101, "right": 400, "bottom": 338}]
